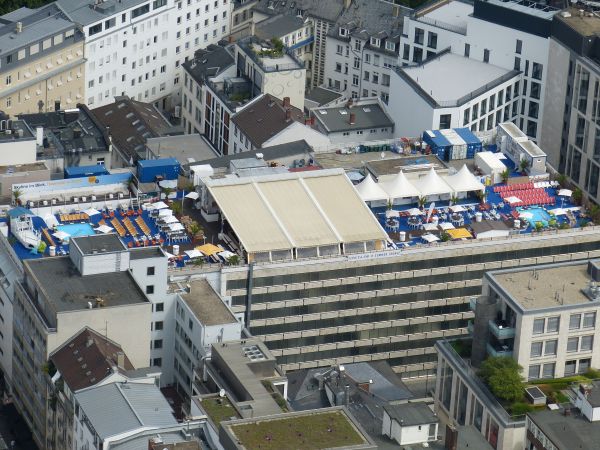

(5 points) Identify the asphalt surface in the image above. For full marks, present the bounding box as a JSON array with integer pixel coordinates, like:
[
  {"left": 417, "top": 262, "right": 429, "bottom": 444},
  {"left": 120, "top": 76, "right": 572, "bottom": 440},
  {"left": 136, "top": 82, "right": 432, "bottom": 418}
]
[{"left": 0, "top": 404, "right": 37, "bottom": 450}]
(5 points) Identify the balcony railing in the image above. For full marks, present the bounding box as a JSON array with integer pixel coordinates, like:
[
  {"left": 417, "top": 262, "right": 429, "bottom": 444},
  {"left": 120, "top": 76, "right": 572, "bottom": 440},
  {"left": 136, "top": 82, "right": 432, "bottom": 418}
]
[
  {"left": 488, "top": 320, "right": 516, "bottom": 340},
  {"left": 469, "top": 298, "right": 477, "bottom": 311},
  {"left": 467, "top": 320, "right": 474, "bottom": 334},
  {"left": 487, "top": 342, "right": 513, "bottom": 358}
]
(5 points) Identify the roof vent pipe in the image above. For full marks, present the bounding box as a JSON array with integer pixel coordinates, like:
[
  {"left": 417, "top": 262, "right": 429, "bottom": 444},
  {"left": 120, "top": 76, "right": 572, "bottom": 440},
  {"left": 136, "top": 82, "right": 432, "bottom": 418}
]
[{"left": 349, "top": 112, "right": 356, "bottom": 125}]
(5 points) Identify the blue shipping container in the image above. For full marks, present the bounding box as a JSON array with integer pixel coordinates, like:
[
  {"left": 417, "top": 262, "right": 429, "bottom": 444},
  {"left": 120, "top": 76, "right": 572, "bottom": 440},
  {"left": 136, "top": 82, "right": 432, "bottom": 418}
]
[
  {"left": 137, "top": 158, "right": 181, "bottom": 183},
  {"left": 64, "top": 164, "right": 109, "bottom": 179}
]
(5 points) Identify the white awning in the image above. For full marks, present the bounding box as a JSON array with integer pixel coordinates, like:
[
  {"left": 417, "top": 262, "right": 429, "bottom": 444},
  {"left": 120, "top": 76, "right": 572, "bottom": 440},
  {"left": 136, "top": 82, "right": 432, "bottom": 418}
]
[
  {"left": 151, "top": 201, "right": 169, "bottom": 210},
  {"left": 185, "top": 191, "right": 200, "bottom": 200},
  {"left": 406, "top": 207, "right": 423, "bottom": 216},
  {"left": 53, "top": 230, "right": 70, "bottom": 240},
  {"left": 558, "top": 189, "right": 572, "bottom": 197},
  {"left": 184, "top": 249, "right": 204, "bottom": 259},
  {"left": 380, "top": 170, "right": 420, "bottom": 199},
  {"left": 84, "top": 208, "right": 101, "bottom": 217},
  {"left": 162, "top": 215, "right": 179, "bottom": 224},
  {"left": 423, "top": 223, "right": 438, "bottom": 231},
  {"left": 450, "top": 205, "right": 466, "bottom": 212},
  {"left": 354, "top": 174, "right": 388, "bottom": 202},
  {"left": 439, "top": 222, "right": 455, "bottom": 230},
  {"left": 413, "top": 168, "right": 453, "bottom": 197},
  {"left": 95, "top": 224, "right": 113, "bottom": 234},
  {"left": 169, "top": 223, "right": 185, "bottom": 231},
  {"left": 422, "top": 233, "right": 439, "bottom": 243},
  {"left": 158, "top": 208, "right": 173, "bottom": 217},
  {"left": 443, "top": 165, "right": 485, "bottom": 193}
]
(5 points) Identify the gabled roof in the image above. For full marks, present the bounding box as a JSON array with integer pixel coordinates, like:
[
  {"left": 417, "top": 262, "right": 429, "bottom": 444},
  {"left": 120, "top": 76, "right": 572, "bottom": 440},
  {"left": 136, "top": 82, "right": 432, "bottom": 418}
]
[
  {"left": 182, "top": 44, "right": 234, "bottom": 86},
  {"left": 50, "top": 327, "right": 134, "bottom": 392},
  {"left": 232, "top": 94, "right": 304, "bottom": 148},
  {"left": 91, "top": 96, "right": 172, "bottom": 163},
  {"left": 75, "top": 382, "right": 177, "bottom": 440}
]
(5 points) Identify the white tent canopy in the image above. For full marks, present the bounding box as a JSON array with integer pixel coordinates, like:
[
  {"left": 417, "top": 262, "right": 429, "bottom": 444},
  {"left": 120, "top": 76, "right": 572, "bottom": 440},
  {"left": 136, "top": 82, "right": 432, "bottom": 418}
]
[
  {"left": 444, "top": 165, "right": 485, "bottom": 193},
  {"left": 150, "top": 201, "right": 169, "bottom": 210},
  {"left": 413, "top": 168, "right": 453, "bottom": 197},
  {"left": 158, "top": 208, "right": 173, "bottom": 217},
  {"left": 185, "top": 191, "right": 200, "bottom": 200},
  {"left": 53, "top": 230, "right": 70, "bottom": 241},
  {"left": 95, "top": 224, "right": 113, "bottom": 234},
  {"left": 184, "top": 249, "right": 204, "bottom": 259},
  {"left": 422, "top": 233, "right": 440, "bottom": 243},
  {"left": 354, "top": 174, "right": 389, "bottom": 202},
  {"left": 169, "top": 222, "right": 185, "bottom": 231},
  {"left": 44, "top": 214, "right": 59, "bottom": 228},
  {"left": 84, "top": 208, "right": 101, "bottom": 217},
  {"left": 162, "top": 215, "right": 179, "bottom": 224},
  {"left": 380, "top": 171, "right": 420, "bottom": 199}
]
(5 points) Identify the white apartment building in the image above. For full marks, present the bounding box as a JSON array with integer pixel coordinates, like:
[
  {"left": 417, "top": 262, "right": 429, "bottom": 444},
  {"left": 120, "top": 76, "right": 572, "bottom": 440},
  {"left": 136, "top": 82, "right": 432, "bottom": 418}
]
[
  {"left": 388, "top": 51, "right": 520, "bottom": 137},
  {"left": 323, "top": 22, "right": 401, "bottom": 104},
  {"left": 400, "top": 0, "right": 558, "bottom": 142}
]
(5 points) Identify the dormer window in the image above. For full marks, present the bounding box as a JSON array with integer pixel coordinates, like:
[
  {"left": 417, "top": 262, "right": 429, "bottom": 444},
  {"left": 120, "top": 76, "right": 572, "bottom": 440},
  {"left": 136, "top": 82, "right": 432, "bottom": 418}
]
[
  {"left": 385, "top": 41, "right": 395, "bottom": 51},
  {"left": 339, "top": 28, "right": 348, "bottom": 37},
  {"left": 370, "top": 37, "right": 380, "bottom": 47}
]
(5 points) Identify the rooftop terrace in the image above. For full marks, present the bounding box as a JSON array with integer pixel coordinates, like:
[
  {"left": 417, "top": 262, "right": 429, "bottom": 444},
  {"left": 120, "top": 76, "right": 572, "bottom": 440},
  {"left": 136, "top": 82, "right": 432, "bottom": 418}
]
[
  {"left": 237, "top": 36, "right": 304, "bottom": 72},
  {"left": 181, "top": 279, "right": 237, "bottom": 326}
]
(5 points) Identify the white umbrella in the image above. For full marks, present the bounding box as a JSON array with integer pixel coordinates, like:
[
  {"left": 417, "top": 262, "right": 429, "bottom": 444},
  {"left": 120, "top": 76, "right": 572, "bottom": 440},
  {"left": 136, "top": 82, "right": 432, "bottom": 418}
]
[
  {"left": 422, "top": 233, "right": 440, "bottom": 243},
  {"left": 385, "top": 210, "right": 400, "bottom": 218},
  {"left": 95, "top": 224, "right": 113, "bottom": 234},
  {"left": 158, "top": 208, "right": 173, "bottom": 217},
  {"left": 169, "top": 222, "right": 185, "bottom": 231},
  {"left": 185, "top": 191, "right": 200, "bottom": 200},
  {"left": 450, "top": 205, "right": 466, "bottom": 213},
  {"left": 151, "top": 201, "right": 169, "bottom": 210},
  {"left": 423, "top": 223, "right": 437, "bottom": 231},
  {"left": 53, "top": 230, "right": 70, "bottom": 241},
  {"left": 558, "top": 189, "right": 573, "bottom": 197},
  {"left": 84, "top": 208, "right": 101, "bottom": 217},
  {"left": 44, "top": 214, "right": 59, "bottom": 228},
  {"left": 549, "top": 208, "right": 567, "bottom": 216},
  {"left": 162, "top": 215, "right": 179, "bottom": 224},
  {"left": 406, "top": 208, "right": 423, "bottom": 216},
  {"left": 505, "top": 196, "right": 521, "bottom": 204},
  {"left": 184, "top": 249, "right": 204, "bottom": 259}
]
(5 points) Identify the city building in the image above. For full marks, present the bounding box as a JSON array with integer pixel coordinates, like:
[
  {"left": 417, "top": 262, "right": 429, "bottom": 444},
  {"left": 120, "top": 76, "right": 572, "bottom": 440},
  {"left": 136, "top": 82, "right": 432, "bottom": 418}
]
[
  {"left": 172, "top": 278, "right": 242, "bottom": 400},
  {"left": 230, "top": 0, "right": 256, "bottom": 40},
  {"left": 91, "top": 96, "right": 174, "bottom": 167},
  {"left": 47, "top": 327, "right": 160, "bottom": 450},
  {"left": 323, "top": 1, "right": 401, "bottom": 103},
  {"left": 0, "top": 5, "right": 86, "bottom": 116},
  {"left": 19, "top": 104, "right": 112, "bottom": 170},
  {"left": 10, "top": 234, "right": 153, "bottom": 449},
  {"left": 382, "top": 402, "right": 438, "bottom": 446},
  {"left": 234, "top": 36, "right": 306, "bottom": 109},
  {"left": 254, "top": 14, "right": 314, "bottom": 85},
  {"left": 434, "top": 258, "right": 600, "bottom": 450},
  {"left": 388, "top": 51, "right": 521, "bottom": 137},
  {"left": 541, "top": 6, "right": 600, "bottom": 203},
  {"left": 312, "top": 98, "right": 394, "bottom": 145},
  {"left": 230, "top": 94, "right": 327, "bottom": 152},
  {"left": 400, "top": 0, "right": 559, "bottom": 141},
  {"left": 525, "top": 407, "right": 600, "bottom": 450},
  {"left": 56, "top": 0, "right": 178, "bottom": 110}
]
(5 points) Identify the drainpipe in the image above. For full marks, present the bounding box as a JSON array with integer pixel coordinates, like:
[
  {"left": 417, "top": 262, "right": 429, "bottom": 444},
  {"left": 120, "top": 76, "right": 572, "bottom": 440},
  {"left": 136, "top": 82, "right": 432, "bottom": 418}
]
[{"left": 244, "top": 262, "right": 254, "bottom": 328}]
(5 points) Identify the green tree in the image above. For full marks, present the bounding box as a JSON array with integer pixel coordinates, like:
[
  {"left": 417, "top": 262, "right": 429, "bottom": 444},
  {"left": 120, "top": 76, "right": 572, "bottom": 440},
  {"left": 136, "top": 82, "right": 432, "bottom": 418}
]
[
  {"left": 519, "top": 158, "right": 530, "bottom": 174},
  {"left": 480, "top": 357, "right": 524, "bottom": 402},
  {"left": 556, "top": 173, "right": 568, "bottom": 188},
  {"left": 12, "top": 188, "right": 22, "bottom": 206},
  {"left": 417, "top": 196, "right": 427, "bottom": 209},
  {"left": 500, "top": 168, "right": 510, "bottom": 184},
  {"left": 227, "top": 254, "right": 240, "bottom": 266},
  {"left": 170, "top": 201, "right": 182, "bottom": 216},
  {"left": 573, "top": 187, "right": 583, "bottom": 205}
]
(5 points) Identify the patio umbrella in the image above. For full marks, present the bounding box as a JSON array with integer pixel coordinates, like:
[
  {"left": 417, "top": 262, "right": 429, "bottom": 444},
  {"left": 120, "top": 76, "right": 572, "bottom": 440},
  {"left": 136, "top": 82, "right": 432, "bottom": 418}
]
[
  {"left": 169, "top": 222, "right": 185, "bottom": 231},
  {"left": 218, "top": 250, "right": 235, "bottom": 259},
  {"left": 95, "top": 224, "right": 113, "bottom": 234},
  {"left": 158, "top": 208, "right": 173, "bottom": 217},
  {"left": 423, "top": 223, "right": 437, "bottom": 231},
  {"left": 196, "top": 243, "right": 223, "bottom": 256},
  {"left": 422, "top": 233, "right": 440, "bottom": 243},
  {"left": 450, "top": 205, "right": 466, "bottom": 213},
  {"left": 84, "top": 208, "right": 101, "bottom": 217},
  {"left": 53, "top": 230, "right": 70, "bottom": 241},
  {"left": 162, "top": 215, "right": 179, "bottom": 224},
  {"left": 185, "top": 191, "right": 200, "bottom": 200},
  {"left": 184, "top": 249, "right": 204, "bottom": 259},
  {"left": 151, "top": 201, "right": 169, "bottom": 210},
  {"left": 385, "top": 210, "right": 400, "bottom": 218},
  {"left": 439, "top": 222, "right": 455, "bottom": 230},
  {"left": 558, "top": 189, "right": 572, "bottom": 197},
  {"left": 406, "top": 207, "right": 423, "bottom": 216}
]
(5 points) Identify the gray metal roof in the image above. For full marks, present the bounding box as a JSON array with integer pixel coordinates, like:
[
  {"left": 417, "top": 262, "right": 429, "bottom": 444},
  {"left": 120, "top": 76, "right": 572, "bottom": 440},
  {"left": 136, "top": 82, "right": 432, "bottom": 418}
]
[
  {"left": 527, "top": 409, "right": 600, "bottom": 450},
  {"left": 343, "top": 361, "right": 413, "bottom": 402},
  {"left": 383, "top": 402, "right": 437, "bottom": 427},
  {"left": 305, "top": 87, "right": 343, "bottom": 106},
  {"left": 255, "top": 14, "right": 306, "bottom": 39},
  {"left": 75, "top": 382, "right": 177, "bottom": 440},
  {"left": 56, "top": 0, "right": 152, "bottom": 26},
  {"left": 70, "top": 234, "right": 126, "bottom": 255},
  {"left": 0, "top": 4, "right": 78, "bottom": 57},
  {"left": 313, "top": 102, "right": 394, "bottom": 133},
  {"left": 253, "top": 0, "right": 345, "bottom": 23},
  {"left": 182, "top": 44, "right": 234, "bottom": 86}
]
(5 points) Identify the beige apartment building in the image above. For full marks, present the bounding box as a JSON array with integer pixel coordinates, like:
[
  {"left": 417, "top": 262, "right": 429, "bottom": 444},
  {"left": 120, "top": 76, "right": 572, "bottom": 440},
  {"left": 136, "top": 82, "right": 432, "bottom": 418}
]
[{"left": 0, "top": 4, "right": 85, "bottom": 117}]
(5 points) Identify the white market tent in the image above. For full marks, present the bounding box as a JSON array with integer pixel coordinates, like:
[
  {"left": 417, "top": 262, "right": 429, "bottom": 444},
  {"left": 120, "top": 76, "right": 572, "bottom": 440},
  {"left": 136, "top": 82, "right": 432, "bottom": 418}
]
[
  {"left": 150, "top": 201, "right": 169, "bottom": 210},
  {"left": 380, "top": 171, "right": 420, "bottom": 200},
  {"left": 184, "top": 249, "right": 204, "bottom": 259},
  {"left": 162, "top": 215, "right": 179, "bottom": 224},
  {"left": 84, "top": 208, "right": 101, "bottom": 217},
  {"left": 443, "top": 165, "right": 485, "bottom": 194},
  {"left": 354, "top": 174, "right": 388, "bottom": 202},
  {"left": 413, "top": 168, "right": 453, "bottom": 197}
]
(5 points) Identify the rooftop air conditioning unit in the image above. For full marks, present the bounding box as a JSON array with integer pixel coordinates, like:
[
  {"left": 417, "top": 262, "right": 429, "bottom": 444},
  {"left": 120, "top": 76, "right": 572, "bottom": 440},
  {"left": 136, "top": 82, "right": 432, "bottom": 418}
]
[
  {"left": 51, "top": 199, "right": 57, "bottom": 205},
  {"left": 43, "top": 200, "right": 48, "bottom": 206},
  {"left": 81, "top": 196, "right": 87, "bottom": 202},
  {"left": 73, "top": 197, "right": 79, "bottom": 202}
]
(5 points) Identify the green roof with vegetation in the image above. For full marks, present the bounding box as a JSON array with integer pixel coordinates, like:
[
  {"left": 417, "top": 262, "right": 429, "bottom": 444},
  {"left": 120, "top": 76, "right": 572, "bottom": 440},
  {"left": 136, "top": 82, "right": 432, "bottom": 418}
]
[
  {"left": 229, "top": 410, "right": 366, "bottom": 450},
  {"left": 200, "top": 397, "right": 240, "bottom": 426}
]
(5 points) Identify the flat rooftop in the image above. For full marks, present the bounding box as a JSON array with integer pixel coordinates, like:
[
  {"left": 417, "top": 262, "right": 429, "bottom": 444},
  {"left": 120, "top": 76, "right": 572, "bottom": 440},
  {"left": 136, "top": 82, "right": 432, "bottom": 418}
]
[
  {"left": 146, "top": 135, "right": 217, "bottom": 166},
  {"left": 313, "top": 102, "right": 394, "bottom": 133},
  {"left": 366, "top": 154, "right": 449, "bottom": 178},
  {"left": 223, "top": 409, "right": 373, "bottom": 450},
  {"left": 499, "top": 121, "right": 527, "bottom": 140},
  {"left": 557, "top": 7, "right": 600, "bottom": 36},
  {"left": 418, "top": 1, "right": 472, "bottom": 30},
  {"left": 70, "top": 234, "right": 126, "bottom": 255},
  {"left": 0, "top": 162, "right": 48, "bottom": 174},
  {"left": 129, "top": 246, "right": 166, "bottom": 260},
  {"left": 527, "top": 409, "right": 600, "bottom": 450},
  {"left": 25, "top": 256, "right": 148, "bottom": 313},
  {"left": 490, "top": 261, "right": 597, "bottom": 311},
  {"left": 0, "top": 120, "right": 34, "bottom": 142},
  {"left": 401, "top": 53, "right": 514, "bottom": 104},
  {"left": 181, "top": 279, "right": 237, "bottom": 326}
]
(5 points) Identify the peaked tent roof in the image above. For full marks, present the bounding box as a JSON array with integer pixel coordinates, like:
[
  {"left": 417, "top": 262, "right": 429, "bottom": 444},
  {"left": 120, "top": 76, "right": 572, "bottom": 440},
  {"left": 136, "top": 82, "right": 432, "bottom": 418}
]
[
  {"left": 354, "top": 173, "right": 389, "bottom": 202},
  {"left": 413, "top": 168, "right": 453, "bottom": 196},
  {"left": 444, "top": 164, "right": 485, "bottom": 193},
  {"left": 380, "top": 171, "right": 420, "bottom": 199}
]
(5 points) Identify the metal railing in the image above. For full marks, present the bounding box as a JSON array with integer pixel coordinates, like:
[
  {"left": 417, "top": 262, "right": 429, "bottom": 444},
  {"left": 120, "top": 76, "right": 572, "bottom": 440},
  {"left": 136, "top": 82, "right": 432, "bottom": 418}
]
[
  {"left": 488, "top": 320, "right": 516, "bottom": 339},
  {"left": 415, "top": 16, "right": 467, "bottom": 35}
]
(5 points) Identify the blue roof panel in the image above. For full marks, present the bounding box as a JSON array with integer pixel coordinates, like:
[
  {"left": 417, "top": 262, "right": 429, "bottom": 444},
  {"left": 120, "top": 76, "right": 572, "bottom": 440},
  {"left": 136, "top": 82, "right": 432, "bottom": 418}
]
[
  {"left": 423, "top": 130, "right": 451, "bottom": 148},
  {"left": 454, "top": 128, "right": 481, "bottom": 145}
]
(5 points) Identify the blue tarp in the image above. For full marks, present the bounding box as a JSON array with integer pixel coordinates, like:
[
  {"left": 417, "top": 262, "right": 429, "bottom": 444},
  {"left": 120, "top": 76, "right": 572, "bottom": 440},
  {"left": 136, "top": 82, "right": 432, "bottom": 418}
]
[
  {"left": 64, "top": 164, "right": 109, "bottom": 178},
  {"left": 137, "top": 158, "right": 179, "bottom": 168},
  {"left": 7, "top": 207, "right": 33, "bottom": 218}
]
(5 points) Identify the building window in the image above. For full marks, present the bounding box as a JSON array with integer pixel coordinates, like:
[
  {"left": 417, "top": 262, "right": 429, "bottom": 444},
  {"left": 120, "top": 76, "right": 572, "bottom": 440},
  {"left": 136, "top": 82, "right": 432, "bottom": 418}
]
[
  {"left": 542, "top": 363, "right": 555, "bottom": 379},
  {"left": 439, "top": 114, "right": 451, "bottom": 129},
  {"left": 528, "top": 364, "right": 540, "bottom": 380},
  {"left": 514, "top": 57, "right": 520, "bottom": 71},
  {"left": 516, "top": 39, "right": 522, "bottom": 54},
  {"left": 352, "top": 74, "right": 359, "bottom": 86},
  {"left": 544, "top": 340, "right": 557, "bottom": 356},
  {"left": 532, "top": 62, "right": 543, "bottom": 80},
  {"left": 153, "top": 339, "right": 163, "bottom": 349},
  {"left": 427, "top": 32, "right": 437, "bottom": 49},
  {"left": 569, "top": 313, "right": 582, "bottom": 330},
  {"left": 530, "top": 82, "right": 541, "bottom": 100},
  {"left": 403, "top": 44, "right": 410, "bottom": 60},
  {"left": 581, "top": 335, "right": 594, "bottom": 351},
  {"left": 146, "top": 285, "right": 154, "bottom": 294},
  {"left": 155, "top": 302, "right": 164, "bottom": 312},
  {"left": 5, "top": 75, "right": 11, "bottom": 86},
  {"left": 147, "top": 266, "right": 155, "bottom": 276},
  {"left": 530, "top": 342, "right": 542, "bottom": 357},
  {"left": 547, "top": 316, "right": 560, "bottom": 333},
  {"left": 152, "top": 358, "right": 162, "bottom": 366},
  {"left": 567, "top": 337, "right": 579, "bottom": 353},
  {"left": 154, "top": 321, "right": 164, "bottom": 331},
  {"left": 565, "top": 360, "right": 577, "bottom": 376},
  {"left": 483, "top": 49, "right": 490, "bottom": 63},
  {"left": 584, "top": 312, "right": 596, "bottom": 328},
  {"left": 579, "top": 358, "right": 592, "bottom": 373},
  {"left": 464, "top": 43, "right": 470, "bottom": 58},
  {"left": 463, "top": 109, "right": 469, "bottom": 126},
  {"left": 533, "top": 318, "right": 545, "bottom": 334},
  {"left": 413, "top": 48, "right": 423, "bottom": 62}
]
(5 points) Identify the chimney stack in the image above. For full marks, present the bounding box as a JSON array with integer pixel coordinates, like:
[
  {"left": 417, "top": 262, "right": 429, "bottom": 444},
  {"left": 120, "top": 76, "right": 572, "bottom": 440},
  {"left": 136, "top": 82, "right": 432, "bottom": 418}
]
[
  {"left": 283, "top": 96, "right": 290, "bottom": 108},
  {"left": 15, "top": 22, "right": 22, "bottom": 33},
  {"left": 349, "top": 112, "right": 356, "bottom": 125},
  {"left": 116, "top": 351, "right": 125, "bottom": 369},
  {"left": 444, "top": 424, "right": 458, "bottom": 450},
  {"left": 285, "top": 109, "right": 292, "bottom": 122}
]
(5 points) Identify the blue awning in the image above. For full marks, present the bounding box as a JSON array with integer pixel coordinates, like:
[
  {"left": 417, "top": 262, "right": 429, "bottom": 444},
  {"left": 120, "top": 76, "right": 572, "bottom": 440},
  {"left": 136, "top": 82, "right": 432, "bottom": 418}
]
[{"left": 288, "top": 36, "right": 314, "bottom": 50}]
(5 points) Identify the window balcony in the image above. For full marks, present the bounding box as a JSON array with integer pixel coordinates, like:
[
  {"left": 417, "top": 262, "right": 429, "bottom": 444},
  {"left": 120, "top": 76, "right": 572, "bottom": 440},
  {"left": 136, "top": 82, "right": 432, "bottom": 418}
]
[
  {"left": 487, "top": 342, "right": 513, "bottom": 358},
  {"left": 469, "top": 297, "right": 477, "bottom": 311},
  {"left": 488, "top": 320, "right": 516, "bottom": 340}
]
